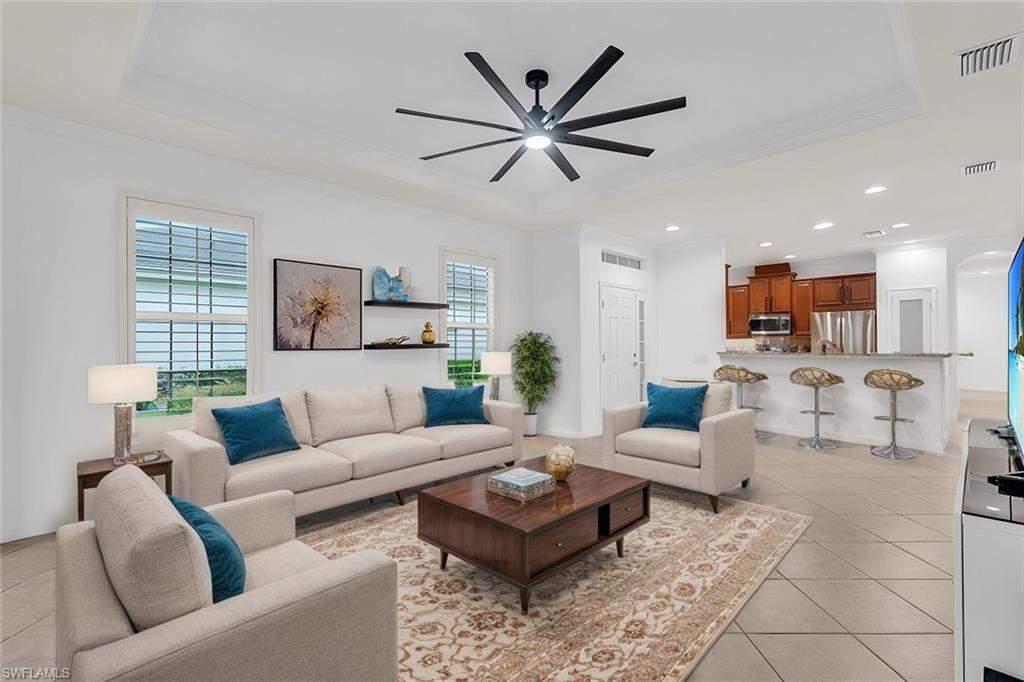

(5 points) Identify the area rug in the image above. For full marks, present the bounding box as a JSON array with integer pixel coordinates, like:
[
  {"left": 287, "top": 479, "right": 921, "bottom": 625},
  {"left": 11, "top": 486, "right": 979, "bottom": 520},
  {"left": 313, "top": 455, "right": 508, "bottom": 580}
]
[{"left": 300, "top": 485, "right": 810, "bottom": 681}]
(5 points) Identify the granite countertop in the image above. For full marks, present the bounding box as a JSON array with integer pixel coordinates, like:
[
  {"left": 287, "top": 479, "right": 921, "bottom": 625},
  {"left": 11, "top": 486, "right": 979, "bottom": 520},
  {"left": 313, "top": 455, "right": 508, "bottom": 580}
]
[{"left": 717, "top": 350, "right": 954, "bottom": 359}]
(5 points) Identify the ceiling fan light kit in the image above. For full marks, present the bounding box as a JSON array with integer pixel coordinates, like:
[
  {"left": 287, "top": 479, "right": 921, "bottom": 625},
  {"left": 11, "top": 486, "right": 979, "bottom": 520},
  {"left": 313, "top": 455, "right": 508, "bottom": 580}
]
[{"left": 397, "top": 46, "right": 687, "bottom": 182}]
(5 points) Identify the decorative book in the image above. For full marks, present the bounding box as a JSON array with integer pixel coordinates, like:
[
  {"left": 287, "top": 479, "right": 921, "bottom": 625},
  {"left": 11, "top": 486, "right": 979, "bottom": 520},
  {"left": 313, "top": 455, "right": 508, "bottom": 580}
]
[{"left": 486, "top": 468, "right": 555, "bottom": 502}]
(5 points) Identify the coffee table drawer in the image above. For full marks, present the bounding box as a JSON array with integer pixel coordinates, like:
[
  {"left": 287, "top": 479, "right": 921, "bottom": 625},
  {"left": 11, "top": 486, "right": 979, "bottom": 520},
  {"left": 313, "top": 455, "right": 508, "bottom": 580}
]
[
  {"left": 530, "top": 511, "right": 598, "bottom": 575},
  {"left": 608, "top": 489, "right": 644, "bottom": 534}
]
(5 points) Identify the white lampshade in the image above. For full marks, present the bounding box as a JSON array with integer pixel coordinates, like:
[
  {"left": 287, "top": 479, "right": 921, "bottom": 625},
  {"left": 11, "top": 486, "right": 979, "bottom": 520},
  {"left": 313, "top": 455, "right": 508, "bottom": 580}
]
[
  {"left": 480, "top": 351, "right": 512, "bottom": 377},
  {"left": 88, "top": 364, "right": 157, "bottom": 404}
]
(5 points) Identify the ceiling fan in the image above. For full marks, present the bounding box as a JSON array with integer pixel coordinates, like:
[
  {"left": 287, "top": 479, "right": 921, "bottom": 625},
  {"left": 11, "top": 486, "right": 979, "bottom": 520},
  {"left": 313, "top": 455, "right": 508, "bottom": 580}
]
[{"left": 396, "top": 46, "right": 687, "bottom": 182}]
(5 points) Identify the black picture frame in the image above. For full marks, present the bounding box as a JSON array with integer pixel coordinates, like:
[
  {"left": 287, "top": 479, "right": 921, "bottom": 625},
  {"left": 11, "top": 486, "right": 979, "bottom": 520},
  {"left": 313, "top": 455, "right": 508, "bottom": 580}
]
[{"left": 273, "top": 258, "right": 363, "bottom": 351}]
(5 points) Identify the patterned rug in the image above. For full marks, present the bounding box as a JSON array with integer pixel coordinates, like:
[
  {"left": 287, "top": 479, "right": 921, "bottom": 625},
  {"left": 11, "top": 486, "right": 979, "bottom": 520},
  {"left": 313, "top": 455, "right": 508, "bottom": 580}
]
[{"left": 300, "top": 485, "right": 809, "bottom": 681}]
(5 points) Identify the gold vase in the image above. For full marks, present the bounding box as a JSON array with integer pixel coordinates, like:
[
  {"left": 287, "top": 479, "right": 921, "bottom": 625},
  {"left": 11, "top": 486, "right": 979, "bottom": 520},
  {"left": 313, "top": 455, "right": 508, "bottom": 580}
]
[
  {"left": 545, "top": 443, "right": 575, "bottom": 481},
  {"left": 420, "top": 321, "right": 436, "bottom": 344}
]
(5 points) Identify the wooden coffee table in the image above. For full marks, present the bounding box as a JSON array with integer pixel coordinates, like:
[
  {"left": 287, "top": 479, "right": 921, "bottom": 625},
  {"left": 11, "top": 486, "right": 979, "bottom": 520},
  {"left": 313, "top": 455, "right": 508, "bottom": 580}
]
[{"left": 417, "top": 457, "right": 650, "bottom": 614}]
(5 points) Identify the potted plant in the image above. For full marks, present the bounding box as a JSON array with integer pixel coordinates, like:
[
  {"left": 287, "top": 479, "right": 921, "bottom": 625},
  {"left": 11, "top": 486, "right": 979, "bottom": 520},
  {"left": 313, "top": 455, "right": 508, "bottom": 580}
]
[{"left": 510, "top": 331, "right": 559, "bottom": 436}]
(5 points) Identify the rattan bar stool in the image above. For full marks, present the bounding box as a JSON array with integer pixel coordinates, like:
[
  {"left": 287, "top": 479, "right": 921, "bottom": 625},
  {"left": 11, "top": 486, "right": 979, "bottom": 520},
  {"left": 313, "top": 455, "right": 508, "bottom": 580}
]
[
  {"left": 789, "top": 367, "right": 845, "bottom": 450},
  {"left": 864, "top": 369, "right": 924, "bottom": 460},
  {"left": 713, "top": 364, "right": 775, "bottom": 439}
]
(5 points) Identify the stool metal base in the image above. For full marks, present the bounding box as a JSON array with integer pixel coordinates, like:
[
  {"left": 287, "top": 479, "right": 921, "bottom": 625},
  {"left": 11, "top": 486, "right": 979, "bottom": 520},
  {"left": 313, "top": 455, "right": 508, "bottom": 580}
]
[
  {"left": 798, "top": 435, "right": 840, "bottom": 450},
  {"left": 870, "top": 443, "right": 918, "bottom": 460},
  {"left": 755, "top": 428, "right": 777, "bottom": 440}
]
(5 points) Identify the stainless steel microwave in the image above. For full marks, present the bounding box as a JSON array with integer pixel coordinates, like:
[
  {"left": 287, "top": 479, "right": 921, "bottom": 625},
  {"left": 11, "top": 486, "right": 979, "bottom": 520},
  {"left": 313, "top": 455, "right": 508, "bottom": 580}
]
[{"left": 748, "top": 313, "right": 792, "bottom": 336}]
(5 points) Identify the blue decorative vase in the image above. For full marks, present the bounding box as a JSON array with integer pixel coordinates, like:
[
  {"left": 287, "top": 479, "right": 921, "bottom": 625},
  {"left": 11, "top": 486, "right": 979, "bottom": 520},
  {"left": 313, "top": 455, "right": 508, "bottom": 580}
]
[{"left": 372, "top": 267, "right": 409, "bottom": 301}]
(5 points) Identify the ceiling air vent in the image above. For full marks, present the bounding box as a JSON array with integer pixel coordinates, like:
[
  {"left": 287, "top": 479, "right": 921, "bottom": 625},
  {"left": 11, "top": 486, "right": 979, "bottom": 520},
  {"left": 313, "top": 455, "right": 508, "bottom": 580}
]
[
  {"left": 601, "top": 250, "right": 643, "bottom": 271},
  {"left": 957, "top": 34, "right": 1020, "bottom": 77},
  {"left": 961, "top": 160, "right": 1001, "bottom": 177},
  {"left": 862, "top": 230, "right": 887, "bottom": 239}
]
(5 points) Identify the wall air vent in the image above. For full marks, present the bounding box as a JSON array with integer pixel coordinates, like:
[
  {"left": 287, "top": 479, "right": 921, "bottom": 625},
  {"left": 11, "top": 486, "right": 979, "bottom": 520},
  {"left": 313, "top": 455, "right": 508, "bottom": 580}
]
[
  {"left": 957, "top": 34, "right": 1020, "bottom": 77},
  {"left": 961, "top": 160, "right": 1001, "bottom": 176},
  {"left": 601, "top": 250, "right": 644, "bottom": 271},
  {"left": 862, "top": 230, "right": 887, "bottom": 239}
]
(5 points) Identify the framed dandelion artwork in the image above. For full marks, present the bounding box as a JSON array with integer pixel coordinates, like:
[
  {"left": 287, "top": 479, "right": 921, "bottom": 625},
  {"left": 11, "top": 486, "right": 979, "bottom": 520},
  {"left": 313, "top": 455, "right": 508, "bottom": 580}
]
[{"left": 274, "top": 259, "right": 362, "bottom": 350}]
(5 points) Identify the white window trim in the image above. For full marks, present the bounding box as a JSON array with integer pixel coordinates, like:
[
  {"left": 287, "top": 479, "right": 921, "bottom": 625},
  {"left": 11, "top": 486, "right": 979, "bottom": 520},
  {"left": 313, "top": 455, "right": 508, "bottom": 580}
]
[
  {"left": 439, "top": 247, "right": 499, "bottom": 383},
  {"left": 119, "top": 191, "right": 261, "bottom": 437}
]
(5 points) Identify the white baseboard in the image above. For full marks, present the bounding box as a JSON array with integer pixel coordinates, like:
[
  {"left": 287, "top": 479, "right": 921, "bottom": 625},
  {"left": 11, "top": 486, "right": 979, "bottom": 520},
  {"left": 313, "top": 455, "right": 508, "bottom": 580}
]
[{"left": 538, "top": 429, "right": 601, "bottom": 440}]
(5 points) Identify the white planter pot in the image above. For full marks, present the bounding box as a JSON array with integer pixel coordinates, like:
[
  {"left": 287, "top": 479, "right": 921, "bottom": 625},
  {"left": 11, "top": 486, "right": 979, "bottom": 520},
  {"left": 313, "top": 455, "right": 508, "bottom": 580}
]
[{"left": 524, "top": 413, "right": 539, "bottom": 437}]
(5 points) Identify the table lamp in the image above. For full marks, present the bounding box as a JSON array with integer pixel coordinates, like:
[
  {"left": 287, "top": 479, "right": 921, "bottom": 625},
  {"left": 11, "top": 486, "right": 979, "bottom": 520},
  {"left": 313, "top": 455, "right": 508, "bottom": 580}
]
[
  {"left": 88, "top": 364, "right": 157, "bottom": 466},
  {"left": 480, "top": 351, "right": 512, "bottom": 401}
]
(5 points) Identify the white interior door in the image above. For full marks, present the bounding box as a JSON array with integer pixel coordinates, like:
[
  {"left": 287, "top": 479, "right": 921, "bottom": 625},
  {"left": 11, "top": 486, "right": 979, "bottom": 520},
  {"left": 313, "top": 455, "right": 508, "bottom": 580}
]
[
  {"left": 600, "top": 284, "right": 639, "bottom": 409},
  {"left": 888, "top": 287, "right": 936, "bottom": 353}
]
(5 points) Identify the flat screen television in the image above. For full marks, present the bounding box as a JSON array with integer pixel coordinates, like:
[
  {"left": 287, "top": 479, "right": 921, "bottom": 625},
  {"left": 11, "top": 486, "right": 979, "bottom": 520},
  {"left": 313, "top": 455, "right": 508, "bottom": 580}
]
[{"left": 1009, "top": 235, "right": 1024, "bottom": 451}]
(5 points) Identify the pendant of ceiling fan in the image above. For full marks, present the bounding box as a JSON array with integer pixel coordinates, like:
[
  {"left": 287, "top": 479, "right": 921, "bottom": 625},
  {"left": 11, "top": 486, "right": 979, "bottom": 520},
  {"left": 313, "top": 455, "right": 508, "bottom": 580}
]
[{"left": 396, "top": 46, "right": 687, "bottom": 182}]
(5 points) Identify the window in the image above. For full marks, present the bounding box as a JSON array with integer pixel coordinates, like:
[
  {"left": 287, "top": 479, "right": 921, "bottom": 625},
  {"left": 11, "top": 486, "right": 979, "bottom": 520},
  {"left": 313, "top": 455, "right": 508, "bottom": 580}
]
[
  {"left": 126, "top": 197, "right": 256, "bottom": 417},
  {"left": 442, "top": 249, "right": 496, "bottom": 386}
]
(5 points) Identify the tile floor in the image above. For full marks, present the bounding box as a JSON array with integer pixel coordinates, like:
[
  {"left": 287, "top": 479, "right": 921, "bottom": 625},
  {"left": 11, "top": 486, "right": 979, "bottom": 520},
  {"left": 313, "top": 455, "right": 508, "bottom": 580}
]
[{"left": 0, "top": 390, "right": 1005, "bottom": 680}]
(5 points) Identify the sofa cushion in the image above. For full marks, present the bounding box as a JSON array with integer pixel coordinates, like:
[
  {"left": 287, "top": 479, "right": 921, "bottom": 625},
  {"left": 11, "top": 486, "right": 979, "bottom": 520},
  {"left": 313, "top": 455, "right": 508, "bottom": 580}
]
[
  {"left": 401, "top": 424, "right": 513, "bottom": 459},
  {"left": 643, "top": 382, "right": 708, "bottom": 431},
  {"left": 169, "top": 496, "right": 245, "bottom": 603},
  {"left": 422, "top": 385, "right": 488, "bottom": 427},
  {"left": 616, "top": 428, "right": 701, "bottom": 468},
  {"left": 703, "top": 382, "right": 733, "bottom": 418},
  {"left": 306, "top": 387, "right": 395, "bottom": 446},
  {"left": 243, "top": 540, "right": 327, "bottom": 591},
  {"left": 212, "top": 397, "right": 302, "bottom": 465},
  {"left": 194, "top": 391, "right": 312, "bottom": 446},
  {"left": 225, "top": 445, "right": 353, "bottom": 500},
  {"left": 92, "top": 465, "right": 212, "bottom": 631},
  {"left": 317, "top": 433, "right": 441, "bottom": 478}
]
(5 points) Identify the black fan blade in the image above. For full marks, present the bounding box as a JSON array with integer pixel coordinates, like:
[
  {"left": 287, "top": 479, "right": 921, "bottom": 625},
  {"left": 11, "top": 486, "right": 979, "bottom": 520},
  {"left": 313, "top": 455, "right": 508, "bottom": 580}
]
[
  {"left": 559, "top": 133, "right": 654, "bottom": 157},
  {"left": 464, "top": 52, "right": 534, "bottom": 128},
  {"left": 396, "top": 108, "right": 522, "bottom": 133},
  {"left": 556, "top": 96, "right": 687, "bottom": 133},
  {"left": 421, "top": 136, "right": 522, "bottom": 161},
  {"left": 541, "top": 46, "right": 624, "bottom": 127},
  {"left": 544, "top": 144, "right": 580, "bottom": 181},
  {"left": 490, "top": 145, "right": 527, "bottom": 182}
]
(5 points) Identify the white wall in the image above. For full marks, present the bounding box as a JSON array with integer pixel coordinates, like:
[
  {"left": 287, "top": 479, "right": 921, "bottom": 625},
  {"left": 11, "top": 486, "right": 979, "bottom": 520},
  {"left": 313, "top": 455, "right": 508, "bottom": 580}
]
[
  {"left": 728, "top": 252, "right": 875, "bottom": 285},
  {"left": 1, "top": 108, "right": 534, "bottom": 541},
  {"left": 656, "top": 238, "right": 727, "bottom": 381},
  {"left": 957, "top": 274, "right": 1009, "bottom": 391},
  {"left": 875, "top": 246, "right": 952, "bottom": 353}
]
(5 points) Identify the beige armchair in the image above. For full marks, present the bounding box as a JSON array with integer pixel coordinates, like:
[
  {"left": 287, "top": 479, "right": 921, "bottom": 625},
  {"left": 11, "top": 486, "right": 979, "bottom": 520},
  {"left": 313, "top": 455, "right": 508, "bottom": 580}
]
[
  {"left": 56, "top": 466, "right": 397, "bottom": 681},
  {"left": 602, "top": 383, "right": 755, "bottom": 512}
]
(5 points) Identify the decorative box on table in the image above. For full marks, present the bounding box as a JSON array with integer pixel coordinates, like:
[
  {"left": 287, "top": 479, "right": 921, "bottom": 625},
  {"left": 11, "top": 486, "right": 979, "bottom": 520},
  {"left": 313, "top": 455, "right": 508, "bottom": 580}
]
[{"left": 486, "top": 468, "right": 555, "bottom": 502}]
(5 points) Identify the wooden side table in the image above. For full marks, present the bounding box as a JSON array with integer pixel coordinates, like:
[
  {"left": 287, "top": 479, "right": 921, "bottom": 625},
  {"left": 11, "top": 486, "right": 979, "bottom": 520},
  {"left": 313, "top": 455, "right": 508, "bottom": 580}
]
[{"left": 77, "top": 452, "right": 173, "bottom": 521}]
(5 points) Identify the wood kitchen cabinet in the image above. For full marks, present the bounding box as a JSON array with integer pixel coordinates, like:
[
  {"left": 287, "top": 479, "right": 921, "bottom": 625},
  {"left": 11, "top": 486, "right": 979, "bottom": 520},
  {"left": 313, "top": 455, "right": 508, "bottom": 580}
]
[
  {"left": 727, "top": 285, "right": 750, "bottom": 338},
  {"left": 791, "top": 280, "right": 812, "bottom": 335},
  {"left": 812, "top": 273, "right": 876, "bottom": 311},
  {"left": 748, "top": 274, "right": 794, "bottom": 312}
]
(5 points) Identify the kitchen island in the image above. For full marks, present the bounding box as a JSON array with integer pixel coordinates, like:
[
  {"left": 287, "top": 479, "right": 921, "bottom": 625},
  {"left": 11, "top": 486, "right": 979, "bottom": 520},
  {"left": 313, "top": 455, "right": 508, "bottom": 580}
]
[{"left": 715, "top": 351, "right": 957, "bottom": 453}]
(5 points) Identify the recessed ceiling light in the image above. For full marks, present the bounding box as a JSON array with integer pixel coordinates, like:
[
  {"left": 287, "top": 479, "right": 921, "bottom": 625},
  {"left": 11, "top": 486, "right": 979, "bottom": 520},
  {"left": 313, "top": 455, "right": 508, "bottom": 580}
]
[
  {"left": 812, "top": 221, "right": 835, "bottom": 231},
  {"left": 759, "top": 241, "right": 773, "bottom": 247},
  {"left": 784, "top": 254, "right": 796, "bottom": 260},
  {"left": 864, "top": 185, "right": 887, "bottom": 194},
  {"left": 984, "top": 250, "right": 998, "bottom": 255},
  {"left": 981, "top": 270, "right": 992, "bottom": 275},
  {"left": 665, "top": 224, "right": 680, "bottom": 232},
  {"left": 524, "top": 134, "right": 551, "bottom": 150},
  {"left": 891, "top": 222, "right": 910, "bottom": 229},
  {"left": 862, "top": 229, "right": 886, "bottom": 239},
  {"left": 903, "top": 240, "right": 917, "bottom": 245}
]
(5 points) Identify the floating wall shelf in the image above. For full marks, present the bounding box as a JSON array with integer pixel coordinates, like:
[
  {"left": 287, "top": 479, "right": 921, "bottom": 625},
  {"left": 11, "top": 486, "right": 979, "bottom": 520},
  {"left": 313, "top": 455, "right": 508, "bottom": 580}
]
[
  {"left": 363, "top": 300, "right": 448, "bottom": 310},
  {"left": 363, "top": 343, "right": 450, "bottom": 350}
]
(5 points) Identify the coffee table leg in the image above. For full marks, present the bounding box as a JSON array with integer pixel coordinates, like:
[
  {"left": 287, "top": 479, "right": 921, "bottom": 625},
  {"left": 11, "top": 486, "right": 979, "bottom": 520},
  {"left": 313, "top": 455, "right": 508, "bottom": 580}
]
[
  {"left": 440, "top": 550, "right": 448, "bottom": 570},
  {"left": 519, "top": 587, "right": 530, "bottom": 615},
  {"left": 616, "top": 537, "right": 624, "bottom": 558}
]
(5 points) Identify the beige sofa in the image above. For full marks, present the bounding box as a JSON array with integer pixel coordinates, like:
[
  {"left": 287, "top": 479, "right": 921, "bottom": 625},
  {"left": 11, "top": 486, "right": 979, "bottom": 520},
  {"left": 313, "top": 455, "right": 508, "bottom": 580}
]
[
  {"left": 602, "top": 382, "right": 755, "bottom": 512},
  {"left": 56, "top": 465, "right": 397, "bottom": 681},
  {"left": 165, "top": 385, "right": 524, "bottom": 515}
]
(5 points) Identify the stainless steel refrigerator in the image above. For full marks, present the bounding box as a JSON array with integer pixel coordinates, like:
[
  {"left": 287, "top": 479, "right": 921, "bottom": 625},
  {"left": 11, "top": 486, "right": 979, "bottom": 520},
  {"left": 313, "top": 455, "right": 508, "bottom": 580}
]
[{"left": 811, "top": 311, "right": 877, "bottom": 353}]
